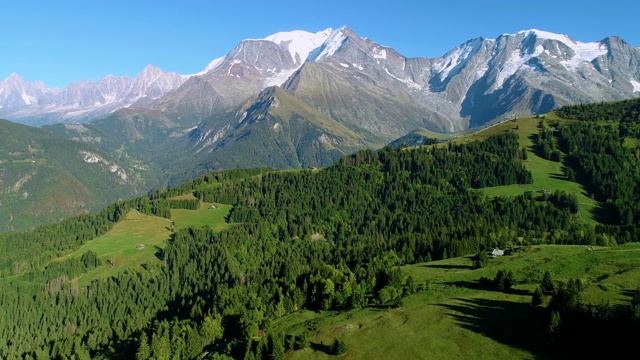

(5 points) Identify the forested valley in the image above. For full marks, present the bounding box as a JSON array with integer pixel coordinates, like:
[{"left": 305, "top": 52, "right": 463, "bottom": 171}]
[{"left": 1, "top": 99, "right": 640, "bottom": 359}]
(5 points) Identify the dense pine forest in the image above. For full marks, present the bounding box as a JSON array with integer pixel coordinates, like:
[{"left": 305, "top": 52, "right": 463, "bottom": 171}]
[{"left": 1, "top": 99, "right": 640, "bottom": 359}]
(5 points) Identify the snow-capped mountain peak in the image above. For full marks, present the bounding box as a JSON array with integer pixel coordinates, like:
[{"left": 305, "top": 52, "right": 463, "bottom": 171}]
[
  {"left": 138, "top": 64, "right": 164, "bottom": 78},
  {"left": 432, "top": 37, "right": 485, "bottom": 81},
  {"left": 308, "top": 26, "right": 348, "bottom": 62},
  {"left": 518, "top": 29, "right": 575, "bottom": 43},
  {"left": 263, "top": 28, "right": 333, "bottom": 64},
  {"left": 492, "top": 29, "right": 609, "bottom": 81}
]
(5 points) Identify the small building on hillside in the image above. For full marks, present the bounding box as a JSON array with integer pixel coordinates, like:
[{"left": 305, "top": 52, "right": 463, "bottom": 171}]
[
  {"left": 491, "top": 249, "right": 504, "bottom": 258},
  {"left": 209, "top": 205, "right": 217, "bottom": 210}
]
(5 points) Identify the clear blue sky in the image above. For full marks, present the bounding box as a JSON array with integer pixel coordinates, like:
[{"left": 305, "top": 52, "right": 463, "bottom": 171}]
[{"left": 2, "top": 0, "right": 637, "bottom": 88}]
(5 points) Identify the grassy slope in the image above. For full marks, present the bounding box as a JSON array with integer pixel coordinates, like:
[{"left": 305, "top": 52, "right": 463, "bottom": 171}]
[
  {"left": 53, "top": 196, "right": 232, "bottom": 285},
  {"left": 449, "top": 116, "right": 599, "bottom": 224},
  {"left": 62, "top": 210, "right": 172, "bottom": 285},
  {"left": 279, "top": 244, "right": 640, "bottom": 359},
  {"left": 171, "top": 200, "right": 232, "bottom": 232}
]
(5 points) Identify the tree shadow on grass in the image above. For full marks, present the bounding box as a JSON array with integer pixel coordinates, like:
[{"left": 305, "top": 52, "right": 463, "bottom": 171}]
[
  {"left": 422, "top": 264, "right": 475, "bottom": 270},
  {"left": 620, "top": 289, "right": 638, "bottom": 304},
  {"left": 590, "top": 201, "right": 617, "bottom": 225},
  {"left": 154, "top": 246, "right": 164, "bottom": 261},
  {"left": 440, "top": 297, "right": 553, "bottom": 359},
  {"left": 310, "top": 341, "right": 332, "bottom": 354},
  {"left": 445, "top": 280, "right": 532, "bottom": 296}
]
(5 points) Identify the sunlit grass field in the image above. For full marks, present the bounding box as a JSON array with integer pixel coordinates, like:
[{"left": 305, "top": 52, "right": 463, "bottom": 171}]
[{"left": 278, "top": 244, "right": 640, "bottom": 359}]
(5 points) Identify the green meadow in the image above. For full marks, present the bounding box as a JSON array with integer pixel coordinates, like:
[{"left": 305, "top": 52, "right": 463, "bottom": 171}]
[
  {"left": 277, "top": 244, "right": 640, "bottom": 359},
  {"left": 171, "top": 200, "right": 232, "bottom": 231},
  {"left": 54, "top": 197, "right": 232, "bottom": 284},
  {"left": 453, "top": 116, "right": 599, "bottom": 224},
  {"left": 62, "top": 210, "right": 171, "bottom": 284}
]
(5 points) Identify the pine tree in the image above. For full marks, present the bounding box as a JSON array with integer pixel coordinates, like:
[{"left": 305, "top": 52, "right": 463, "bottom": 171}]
[
  {"left": 136, "top": 332, "right": 151, "bottom": 360},
  {"left": 494, "top": 270, "right": 506, "bottom": 291},
  {"left": 547, "top": 311, "right": 562, "bottom": 341},
  {"left": 425, "top": 252, "right": 433, "bottom": 262},
  {"left": 151, "top": 330, "right": 171, "bottom": 360},
  {"left": 531, "top": 287, "right": 544, "bottom": 307},
  {"left": 540, "top": 271, "right": 555, "bottom": 295},
  {"left": 473, "top": 251, "right": 489, "bottom": 269},
  {"left": 200, "top": 315, "right": 223, "bottom": 346},
  {"left": 331, "top": 339, "right": 348, "bottom": 355},
  {"left": 184, "top": 326, "right": 202, "bottom": 359}
]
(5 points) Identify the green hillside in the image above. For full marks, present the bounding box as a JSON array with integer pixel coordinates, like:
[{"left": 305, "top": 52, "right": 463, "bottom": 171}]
[
  {"left": 0, "top": 99, "right": 639, "bottom": 359},
  {"left": 171, "top": 199, "right": 232, "bottom": 231},
  {"left": 454, "top": 117, "right": 599, "bottom": 224},
  {"left": 0, "top": 119, "right": 143, "bottom": 232},
  {"left": 279, "top": 244, "right": 640, "bottom": 360},
  {"left": 57, "top": 210, "right": 172, "bottom": 285}
]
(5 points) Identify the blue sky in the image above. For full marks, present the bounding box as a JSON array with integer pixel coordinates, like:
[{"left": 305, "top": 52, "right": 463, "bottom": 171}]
[{"left": 2, "top": 0, "right": 637, "bottom": 88}]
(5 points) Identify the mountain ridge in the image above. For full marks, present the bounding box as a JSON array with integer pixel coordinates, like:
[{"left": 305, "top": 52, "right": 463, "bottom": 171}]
[{"left": 2, "top": 27, "right": 638, "bottom": 130}]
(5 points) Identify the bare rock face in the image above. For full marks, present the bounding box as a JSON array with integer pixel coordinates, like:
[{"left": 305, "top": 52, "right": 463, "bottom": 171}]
[{"left": 284, "top": 27, "right": 640, "bottom": 137}]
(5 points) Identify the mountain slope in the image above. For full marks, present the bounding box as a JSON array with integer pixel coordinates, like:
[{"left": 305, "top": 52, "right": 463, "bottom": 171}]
[
  {"left": 148, "top": 29, "right": 333, "bottom": 125},
  {"left": 162, "top": 86, "right": 365, "bottom": 185},
  {"left": 283, "top": 27, "right": 640, "bottom": 138},
  {"left": 0, "top": 119, "right": 141, "bottom": 232}
]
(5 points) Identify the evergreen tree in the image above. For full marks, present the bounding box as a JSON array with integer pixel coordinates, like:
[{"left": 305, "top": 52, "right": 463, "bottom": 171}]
[
  {"left": 425, "top": 252, "right": 433, "bottom": 262},
  {"left": 547, "top": 311, "right": 562, "bottom": 341},
  {"left": 151, "top": 330, "right": 171, "bottom": 360},
  {"left": 531, "top": 287, "right": 544, "bottom": 307},
  {"left": 200, "top": 315, "right": 223, "bottom": 347},
  {"left": 349, "top": 284, "right": 366, "bottom": 309},
  {"left": 494, "top": 270, "right": 514, "bottom": 291},
  {"left": 184, "top": 326, "right": 202, "bottom": 359},
  {"left": 540, "top": 271, "right": 555, "bottom": 295},
  {"left": 269, "top": 333, "right": 285, "bottom": 360},
  {"left": 473, "top": 251, "right": 489, "bottom": 269},
  {"left": 136, "top": 332, "right": 151, "bottom": 360},
  {"left": 331, "top": 339, "right": 348, "bottom": 355}
]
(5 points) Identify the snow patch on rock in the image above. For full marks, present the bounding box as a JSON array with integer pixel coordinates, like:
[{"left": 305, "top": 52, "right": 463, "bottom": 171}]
[
  {"left": 495, "top": 45, "right": 545, "bottom": 89},
  {"left": 308, "top": 27, "right": 347, "bottom": 62},
  {"left": 372, "top": 47, "right": 387, "bottom": 60}
]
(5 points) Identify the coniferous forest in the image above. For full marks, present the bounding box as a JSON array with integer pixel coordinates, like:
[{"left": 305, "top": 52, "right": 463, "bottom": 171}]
[{"left": 1, "top": 100, "right": 640, "bottom": 359}]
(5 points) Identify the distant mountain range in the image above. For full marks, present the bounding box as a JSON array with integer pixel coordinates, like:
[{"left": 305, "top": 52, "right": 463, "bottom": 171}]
[
  {"left": 1, "top": 26, "right": 639, "bottom": 231},
  {"left": 0, "top": 65, "right": 186, "bottom": 125},
  {"left": 1, "top": 26, "right": 639, "bottom": 134}
]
